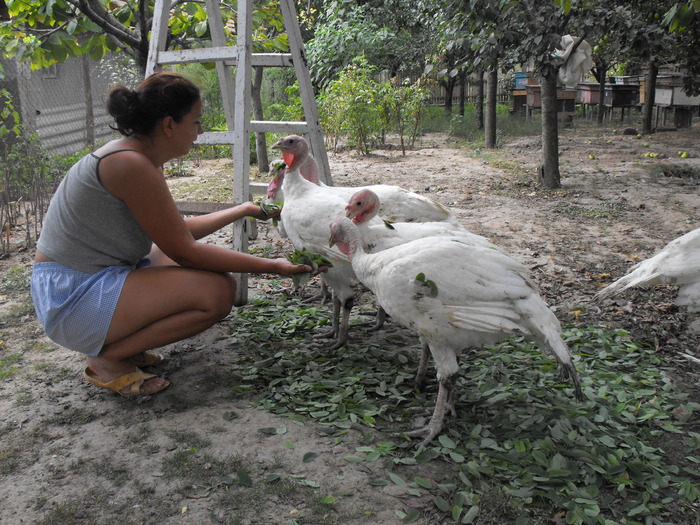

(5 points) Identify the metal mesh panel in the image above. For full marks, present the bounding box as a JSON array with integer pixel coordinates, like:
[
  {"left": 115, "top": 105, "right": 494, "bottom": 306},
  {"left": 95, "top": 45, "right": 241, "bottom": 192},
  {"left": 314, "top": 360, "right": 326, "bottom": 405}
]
[{"left": 1, "top": 54, "right": 138, "bottom": 156}]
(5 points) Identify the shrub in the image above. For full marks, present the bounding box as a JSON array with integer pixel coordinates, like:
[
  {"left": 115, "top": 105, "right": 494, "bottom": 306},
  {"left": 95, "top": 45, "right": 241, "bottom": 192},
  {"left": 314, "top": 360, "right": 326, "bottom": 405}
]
[{"left": 318, "top": 57, "right": 387, "bottom": 155}]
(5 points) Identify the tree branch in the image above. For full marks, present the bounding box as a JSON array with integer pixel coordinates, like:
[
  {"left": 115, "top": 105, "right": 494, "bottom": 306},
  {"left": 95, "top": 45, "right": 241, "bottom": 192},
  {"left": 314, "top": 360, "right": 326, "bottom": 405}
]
[{"left": 64, "top": 0, "right": 142, "bottom": 49}]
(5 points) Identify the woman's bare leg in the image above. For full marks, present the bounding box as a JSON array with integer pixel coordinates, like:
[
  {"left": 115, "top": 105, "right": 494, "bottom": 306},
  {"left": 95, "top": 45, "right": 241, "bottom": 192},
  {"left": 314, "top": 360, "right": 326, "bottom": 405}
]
[{"left": 86, "top": 265, "right": 236, "bottom": 394}]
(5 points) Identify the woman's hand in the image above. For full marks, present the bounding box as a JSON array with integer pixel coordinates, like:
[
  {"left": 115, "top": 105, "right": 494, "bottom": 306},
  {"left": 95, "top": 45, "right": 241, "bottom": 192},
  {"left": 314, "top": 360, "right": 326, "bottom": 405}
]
[
  {"left": 271, "top": 258, "right": 315, "bottom": 277},
  {"left": 247, "top": 201, "right": 282, "bottom": 221}
]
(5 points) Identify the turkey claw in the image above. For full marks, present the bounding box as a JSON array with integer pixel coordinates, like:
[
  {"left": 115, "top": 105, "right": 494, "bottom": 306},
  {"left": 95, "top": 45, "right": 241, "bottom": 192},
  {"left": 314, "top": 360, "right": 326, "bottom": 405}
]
[{"left": 393, "top": 424, "right": 442, "bottom": 448}]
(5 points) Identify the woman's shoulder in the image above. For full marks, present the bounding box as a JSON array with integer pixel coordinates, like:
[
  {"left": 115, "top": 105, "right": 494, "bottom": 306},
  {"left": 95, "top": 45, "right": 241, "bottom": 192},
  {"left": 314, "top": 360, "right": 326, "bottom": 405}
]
[{"left": 93, "top": 140, "right": 146, "bottom": 160}]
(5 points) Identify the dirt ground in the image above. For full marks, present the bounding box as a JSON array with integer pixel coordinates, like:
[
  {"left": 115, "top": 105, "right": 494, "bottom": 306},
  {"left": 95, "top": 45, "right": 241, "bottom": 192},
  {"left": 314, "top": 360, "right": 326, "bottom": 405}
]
[{"left": 0, "top": 119, "right": 698, "bottom": 525}]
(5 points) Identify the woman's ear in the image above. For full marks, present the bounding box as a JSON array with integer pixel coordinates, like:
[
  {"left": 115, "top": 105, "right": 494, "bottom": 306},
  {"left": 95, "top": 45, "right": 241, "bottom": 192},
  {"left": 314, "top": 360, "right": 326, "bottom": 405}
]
[{"left": 161, "top": 116, "right": 175, "bottom": 136}]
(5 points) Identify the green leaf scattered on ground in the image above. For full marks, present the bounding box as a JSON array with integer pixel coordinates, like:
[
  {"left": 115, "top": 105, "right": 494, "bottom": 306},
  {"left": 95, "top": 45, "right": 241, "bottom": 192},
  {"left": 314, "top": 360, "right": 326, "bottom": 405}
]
[{"left": 224, "top": 297, "right": 699, "bottom": 524}]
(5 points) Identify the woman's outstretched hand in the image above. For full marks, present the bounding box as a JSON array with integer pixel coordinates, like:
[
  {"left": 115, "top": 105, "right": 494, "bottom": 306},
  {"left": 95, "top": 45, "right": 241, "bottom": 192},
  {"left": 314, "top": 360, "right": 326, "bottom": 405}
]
[
  {"left": 247, "top": 201, "right": 282, "bottom": 221},
  {"left": 271, "top": 258, "right": 314, "bottom": 278}
]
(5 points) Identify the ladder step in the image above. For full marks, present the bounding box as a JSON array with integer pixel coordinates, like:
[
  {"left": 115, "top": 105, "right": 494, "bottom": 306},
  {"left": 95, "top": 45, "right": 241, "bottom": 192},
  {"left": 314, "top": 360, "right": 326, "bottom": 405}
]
[
  {"left": 174, "top": 184, "right": 269, "bottom": 217},
  {"left": 157, "top": 49, "right": 293, "bottom": 67},
  {"left": 250, "top": 121, "right": 309, "bottom": 133},
  {"left": 250, "top": 182, "right": 269, "bottom": 195},
  {"left": 195, "top": 122, "right": 309, "bottom": 145}
]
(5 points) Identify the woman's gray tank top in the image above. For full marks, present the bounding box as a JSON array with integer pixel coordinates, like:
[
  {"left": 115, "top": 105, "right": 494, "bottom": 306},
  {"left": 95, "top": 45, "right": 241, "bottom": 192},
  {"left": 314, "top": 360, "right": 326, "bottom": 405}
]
[{"left": 37, "top": 150, "right": 153, "bottom": 273}]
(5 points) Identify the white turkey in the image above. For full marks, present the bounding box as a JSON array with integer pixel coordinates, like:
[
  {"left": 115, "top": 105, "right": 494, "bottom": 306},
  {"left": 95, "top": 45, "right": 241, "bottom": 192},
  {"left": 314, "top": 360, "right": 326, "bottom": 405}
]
[
  {"left": 344, "top": 188, "right": 503, "bottom": 386},
  {"left": 595, "top": 228, "right": 700, "bottom": 328},
  {"left": 328, "top": 217, "right": 584, "bottom": 446},
  {"left": 270, "top": 134, "right": 461, "bottom": 347},
  {"left": 345, "top": 188, "right": 495, "bottom": 253},
  {"left": 270, "top": 135, "right": 383, "bottom": 349},
  {"left": 267, "top": 139, "right": 460, "bottom": 226}
]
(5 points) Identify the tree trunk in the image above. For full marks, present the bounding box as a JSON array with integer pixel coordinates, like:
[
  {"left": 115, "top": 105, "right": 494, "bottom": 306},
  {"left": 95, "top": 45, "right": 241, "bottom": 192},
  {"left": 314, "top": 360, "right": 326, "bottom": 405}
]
[
  {"left": 642, "top": 61, "right": 658, "bottom": 135},
  {"left": 595, "top": 59, "right": 607, "bottom": 125},
  {"left": 539, "top": 69, "right": 561, "bottom": 189},
  {"left": 443, "top": 78, "right": 455, "bottom": 114},
  {"left": 475, "top": 68, "right": 484, "bottom": 130},
  {"left": 458, "top": 70, "right": 466, "bottom": 117},
  {"left": 251, "top": 66, "right": 268, "bottom": 172},
  {"left": 484, "top": 67, "right": 497, "bottom": 148}
]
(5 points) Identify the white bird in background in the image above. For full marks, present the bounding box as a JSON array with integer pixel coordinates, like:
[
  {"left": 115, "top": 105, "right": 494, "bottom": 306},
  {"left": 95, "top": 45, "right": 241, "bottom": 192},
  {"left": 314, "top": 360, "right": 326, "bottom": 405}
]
[
  {"left": 266, "top": 139, "right": 460, "bottom": 226},
  {"left": 270, "top": 134, "right": 463, "bottom": 346},
  {"left": 596, "top": 228, "right": 700, "bottom": 329},
  {"left": 266, "top": 159, "right": 289, "bottom": 238},
  {"left": 329, "top": 217, "right": 584, "bottom": 446},
  {"left": 344, "top": 188, "right": 494, "bottom": 253}
]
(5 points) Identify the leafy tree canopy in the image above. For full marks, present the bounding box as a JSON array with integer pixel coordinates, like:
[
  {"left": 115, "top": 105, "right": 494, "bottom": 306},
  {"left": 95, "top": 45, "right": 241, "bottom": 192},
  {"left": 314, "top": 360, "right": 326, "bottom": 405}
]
[{"left": 0, "top": 0, "right": 286, "bottom": 77}]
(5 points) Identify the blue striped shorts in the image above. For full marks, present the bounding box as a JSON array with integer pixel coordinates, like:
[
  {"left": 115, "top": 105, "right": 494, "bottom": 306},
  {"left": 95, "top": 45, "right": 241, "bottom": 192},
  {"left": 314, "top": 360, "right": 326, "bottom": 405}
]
[{"left": 31, "top": 261, "right": 145, "bottom": 356}]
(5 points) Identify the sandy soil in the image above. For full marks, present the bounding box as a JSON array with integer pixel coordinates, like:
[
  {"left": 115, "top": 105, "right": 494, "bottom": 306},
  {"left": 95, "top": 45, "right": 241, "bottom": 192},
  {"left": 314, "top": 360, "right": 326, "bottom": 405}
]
[{"left": 0, "top": 120, "right": 698, "bottom": 524}]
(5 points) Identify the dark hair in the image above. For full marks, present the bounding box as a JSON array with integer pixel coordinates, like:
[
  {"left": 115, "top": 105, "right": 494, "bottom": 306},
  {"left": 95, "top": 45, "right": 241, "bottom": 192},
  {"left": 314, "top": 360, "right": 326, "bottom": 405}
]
[{"left": 107, "top": 72, "right": 201, "bottom": 137}]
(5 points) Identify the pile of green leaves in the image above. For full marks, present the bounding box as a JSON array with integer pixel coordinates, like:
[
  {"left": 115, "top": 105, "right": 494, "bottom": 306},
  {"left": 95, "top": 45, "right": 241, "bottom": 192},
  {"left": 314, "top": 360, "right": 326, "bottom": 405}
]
[
  {"left": 285, "top": 248, "right": 333, "bottom": 288},
  {"left": 224, "top": 297, "right": 699, "bottom": 524},
  {"left": 254, "top": 200, "right": 283, "bottom": 227}
]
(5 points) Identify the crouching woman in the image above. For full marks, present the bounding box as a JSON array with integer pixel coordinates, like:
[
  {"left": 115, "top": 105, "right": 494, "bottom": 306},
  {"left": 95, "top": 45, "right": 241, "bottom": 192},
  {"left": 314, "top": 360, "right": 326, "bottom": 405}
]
[{"left": 31, "top": 72, "right": 311, "bottom": 397}]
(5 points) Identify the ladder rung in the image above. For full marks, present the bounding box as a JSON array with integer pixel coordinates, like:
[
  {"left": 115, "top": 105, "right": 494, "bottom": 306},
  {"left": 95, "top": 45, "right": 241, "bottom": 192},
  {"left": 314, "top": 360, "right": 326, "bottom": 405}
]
[
  {"left": 249, "top": 121, "right": 309, "bottom": 133},
  {"left": 195, "top": 131, "right": 236, "bottom": 145},
  {"left": 249, "top": 182, "right": 269, "bottom": 195},
  {"left": 157, "top": 48, "right": 293, "bottom": 67},
  {"left": 195, "top": 122, "right": 309, "bottom": 146}
]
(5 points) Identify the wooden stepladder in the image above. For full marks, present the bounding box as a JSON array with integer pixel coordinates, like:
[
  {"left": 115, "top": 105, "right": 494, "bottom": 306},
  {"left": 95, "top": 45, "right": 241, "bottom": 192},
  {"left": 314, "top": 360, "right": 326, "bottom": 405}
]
[{"left": 146, "top": 0, "right": 331, "bottom": 305}]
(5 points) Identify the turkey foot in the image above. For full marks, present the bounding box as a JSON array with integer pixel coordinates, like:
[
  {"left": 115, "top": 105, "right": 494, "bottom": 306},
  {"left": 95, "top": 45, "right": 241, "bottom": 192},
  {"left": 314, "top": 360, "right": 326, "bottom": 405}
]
[{"left": 395, "top": 375, "right": 455, "bottom": 447}]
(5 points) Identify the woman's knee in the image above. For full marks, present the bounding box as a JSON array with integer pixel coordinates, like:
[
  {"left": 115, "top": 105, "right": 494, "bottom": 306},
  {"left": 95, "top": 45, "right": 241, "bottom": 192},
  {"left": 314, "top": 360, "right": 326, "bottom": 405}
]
[{"left": 207, "top": 272, "right": 237, "bottom": 318}]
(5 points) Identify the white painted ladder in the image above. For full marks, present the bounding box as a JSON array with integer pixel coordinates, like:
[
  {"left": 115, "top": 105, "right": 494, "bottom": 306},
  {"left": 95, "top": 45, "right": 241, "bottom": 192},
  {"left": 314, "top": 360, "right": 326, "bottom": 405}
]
[{"left": 146, "top": 0, "right": 331, "bottom": 305}]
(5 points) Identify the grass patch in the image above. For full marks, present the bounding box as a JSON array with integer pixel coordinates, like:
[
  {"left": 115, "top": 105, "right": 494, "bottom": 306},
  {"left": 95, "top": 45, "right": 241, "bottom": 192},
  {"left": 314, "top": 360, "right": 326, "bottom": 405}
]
[
  {"left": 15, "top": 389, "right": 34, "bottom": 405},
  {"left": 37, "top": 502, "right": 91, "bottom": 525},
  {"left": 163, "top": 428, "right": 212, "bottom": 450},
  {"left": 32, "top": 362, "right": 74, "bottom": 385},
  {"left": 552, "top": 203, "right": 623, "bottom": 220},
  {"left": 46, "top": 406, "right": 98, "bottom": 426},
  {"left": 166, "top": 175, "right": 234, "bottom": 202},
  {"left": 0, "top": 264, "right": 31, "bottom": 294},
  {"left": 646, "top": 162, "right": 700, "bottom": 181},
  {"left": 0, "top": 351, "right": 22, "bottom": 380},
  {"left": 222, "top": 296, "right": 699, "bottom": 525}
]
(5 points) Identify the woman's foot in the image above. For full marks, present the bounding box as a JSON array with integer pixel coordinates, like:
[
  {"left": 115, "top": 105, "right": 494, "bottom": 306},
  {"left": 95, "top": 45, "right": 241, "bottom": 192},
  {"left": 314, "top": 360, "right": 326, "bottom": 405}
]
[
  {"left": 86, "top": 357, "right": 169, "bottom": 395},
  {"left": 130, "top": 351, "right": 165, "bottom": 367}
]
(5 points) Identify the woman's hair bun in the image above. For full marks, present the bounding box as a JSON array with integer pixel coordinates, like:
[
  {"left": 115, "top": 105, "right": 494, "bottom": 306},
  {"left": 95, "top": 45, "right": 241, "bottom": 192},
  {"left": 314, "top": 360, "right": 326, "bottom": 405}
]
[{"left": 106, "top": 72, "right": 200, "bottom": 137}]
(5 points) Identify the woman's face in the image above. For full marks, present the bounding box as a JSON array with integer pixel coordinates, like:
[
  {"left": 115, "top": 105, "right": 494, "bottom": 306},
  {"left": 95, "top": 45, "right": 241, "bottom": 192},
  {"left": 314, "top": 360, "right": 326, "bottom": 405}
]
[{"left": 172, "top": 99, "right": 204, "bottom": 155}]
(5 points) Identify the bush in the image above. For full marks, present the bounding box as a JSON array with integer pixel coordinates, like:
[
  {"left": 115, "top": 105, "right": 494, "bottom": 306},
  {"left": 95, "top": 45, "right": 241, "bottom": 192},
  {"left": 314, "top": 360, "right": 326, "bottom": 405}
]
[
  {"left": 318, "top": 57, "right": 387, "bottom": 155},
  {"left": 382, "top": 76, "right": 431, "bottom": 153},
  {"left": 0, "top": 130, "right": 87, "bottom": 253}
]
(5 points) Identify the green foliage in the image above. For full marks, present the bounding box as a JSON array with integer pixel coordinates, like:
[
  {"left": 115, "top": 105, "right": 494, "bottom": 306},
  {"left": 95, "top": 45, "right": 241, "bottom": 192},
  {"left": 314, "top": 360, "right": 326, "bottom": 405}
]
[
  {"left": 306, "top": 0, "right": 434, "bottom": 91},
  {"left": 0, "top": 129, "right": 88, "bottom": 252},
  {"left": 663, "top": 0, "right": 700, "bottom": 31},
  {"left": 286, "top": 248, "right": 333, "bottom": 289},
  {"left": 1, "top": 0, "right": 280, "bottom": 76},
  {"left": 318, "top": 57, "right": 430, "bottom": 155},
  {"left": 0, "top": 351, "right": 21, "bottom": 381},
  {"left": 305, "top": 1, "right": 394, "bottom": 92},
  {"left": 319, "top": 57, "right": 388, "bottom": 155},
  {"left": 223, "top": 300, "right": 699, "bottom": 524},
  {"left": 0, "top": 88, "right": 21, "bottom": 140},
  {"left": 3, "top": 0, "right": 124, "bottom": 70},
  {"left": 446, "top": 105, "right": 541, "bottom": 146},
  {"left": 267, "top": 81, "right": 305, "bottom": 123},
  {"left": 382, "top": 77, "right": 431, "bottom": 153}
]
